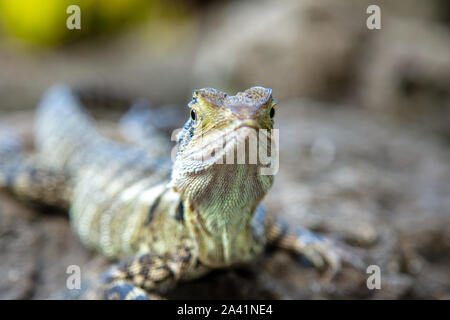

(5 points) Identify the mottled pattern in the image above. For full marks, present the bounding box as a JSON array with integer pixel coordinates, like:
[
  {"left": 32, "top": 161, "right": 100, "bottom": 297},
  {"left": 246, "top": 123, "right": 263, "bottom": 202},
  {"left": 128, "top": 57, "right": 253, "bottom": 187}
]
[{"left": 0, "top": 85, "right": 364, "bottom": 299}]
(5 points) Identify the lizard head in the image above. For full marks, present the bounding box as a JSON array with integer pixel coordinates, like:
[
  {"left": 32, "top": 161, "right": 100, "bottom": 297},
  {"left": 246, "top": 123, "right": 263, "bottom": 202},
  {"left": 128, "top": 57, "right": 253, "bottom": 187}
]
[{"left": 169, "top": 86, "right": 277, "bottom": 266}]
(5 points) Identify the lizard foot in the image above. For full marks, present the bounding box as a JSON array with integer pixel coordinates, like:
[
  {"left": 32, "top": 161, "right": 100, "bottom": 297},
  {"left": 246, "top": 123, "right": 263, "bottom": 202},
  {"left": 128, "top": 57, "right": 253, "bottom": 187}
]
[
  {"left": 295, "top": 232, "right": 367, "bottom": 281},
  {"left": 267, "top": 219, "right": 366, "bottom": 280}
]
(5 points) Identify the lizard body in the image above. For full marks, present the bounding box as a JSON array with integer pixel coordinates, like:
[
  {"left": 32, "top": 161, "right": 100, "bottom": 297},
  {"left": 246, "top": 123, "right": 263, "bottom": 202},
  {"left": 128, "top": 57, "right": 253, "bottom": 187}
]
[{"left": 0, "top": 85, "right": 363, "bottom": 299}]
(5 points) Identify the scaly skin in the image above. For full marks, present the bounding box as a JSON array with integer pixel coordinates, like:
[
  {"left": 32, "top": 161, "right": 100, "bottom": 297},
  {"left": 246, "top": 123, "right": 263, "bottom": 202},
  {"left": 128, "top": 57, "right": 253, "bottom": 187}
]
[{"left": 0, "top": 85, "right": 364, "bottom": 299}]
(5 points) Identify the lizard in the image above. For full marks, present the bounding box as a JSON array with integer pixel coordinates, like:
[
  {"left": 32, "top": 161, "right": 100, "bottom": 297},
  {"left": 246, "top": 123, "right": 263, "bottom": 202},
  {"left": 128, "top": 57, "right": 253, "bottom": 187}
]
[{"left": 0, "top": 85, "right": 364, "bottom": 299}]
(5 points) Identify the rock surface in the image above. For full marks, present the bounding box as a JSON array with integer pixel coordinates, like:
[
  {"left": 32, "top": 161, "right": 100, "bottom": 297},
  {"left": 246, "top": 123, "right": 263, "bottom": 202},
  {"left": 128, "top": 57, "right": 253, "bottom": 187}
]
[{"left": 1, "top": 100, "right": 449, "bottom": 299}]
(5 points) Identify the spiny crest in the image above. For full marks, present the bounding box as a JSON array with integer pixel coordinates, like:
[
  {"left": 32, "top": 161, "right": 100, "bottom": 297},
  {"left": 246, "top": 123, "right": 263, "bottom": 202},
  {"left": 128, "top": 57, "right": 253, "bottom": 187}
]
[
  {"left": 227, "top": 87, "right": 273, "bottom": 109},
  {"left": 191, "top": 86, "right": 273, "bottom": 111},
  {"left": 190, "top": 88, "right": 228, "bottom": 109}
]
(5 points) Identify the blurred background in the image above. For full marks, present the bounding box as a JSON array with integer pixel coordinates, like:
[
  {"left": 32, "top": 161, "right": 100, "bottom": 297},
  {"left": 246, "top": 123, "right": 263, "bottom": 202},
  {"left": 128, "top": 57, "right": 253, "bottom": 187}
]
[{"left": 0, "top": 0, "right": 449, "bottom": 299}]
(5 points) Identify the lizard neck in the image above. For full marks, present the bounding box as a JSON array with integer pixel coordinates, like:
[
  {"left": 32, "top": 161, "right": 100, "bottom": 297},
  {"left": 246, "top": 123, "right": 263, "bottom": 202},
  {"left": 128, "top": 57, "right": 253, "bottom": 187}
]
[
  {"left": 184, "top": 203, "right": 255, "bottom": 267},
  {"left": 175, "top": 163, "right": 273, "bottom": 267}
]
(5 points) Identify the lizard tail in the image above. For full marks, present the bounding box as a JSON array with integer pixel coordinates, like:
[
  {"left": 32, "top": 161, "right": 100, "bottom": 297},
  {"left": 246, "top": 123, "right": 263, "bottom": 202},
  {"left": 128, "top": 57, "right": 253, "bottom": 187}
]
[
  {"left": 0, "top": 128, "right": 71, "bottom": 208},
  {"left": 1, "top": 84, "right": 134, "bottom": 209},
  {"left": 34, "top": 84, "right": 103, "bottom": 171}
]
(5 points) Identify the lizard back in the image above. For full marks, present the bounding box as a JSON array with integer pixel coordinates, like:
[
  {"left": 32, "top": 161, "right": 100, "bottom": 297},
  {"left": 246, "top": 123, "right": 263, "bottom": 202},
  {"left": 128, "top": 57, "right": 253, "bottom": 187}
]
[{"left": 34, "top": 86, "right": 183, "bottom": 259}]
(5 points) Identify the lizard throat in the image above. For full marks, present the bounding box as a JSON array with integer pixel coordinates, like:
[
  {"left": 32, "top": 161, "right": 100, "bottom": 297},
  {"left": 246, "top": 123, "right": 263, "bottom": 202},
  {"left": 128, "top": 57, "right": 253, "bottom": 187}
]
[{"left": 172, "top": 163, "right": 273, "bottom": 266}]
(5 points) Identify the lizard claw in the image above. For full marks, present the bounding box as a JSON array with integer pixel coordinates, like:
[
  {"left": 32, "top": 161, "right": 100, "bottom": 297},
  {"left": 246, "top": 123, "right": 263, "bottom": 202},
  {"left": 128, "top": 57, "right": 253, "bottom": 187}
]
[{"left": 295, "top": 231, "right": 367, "bottom": 281}]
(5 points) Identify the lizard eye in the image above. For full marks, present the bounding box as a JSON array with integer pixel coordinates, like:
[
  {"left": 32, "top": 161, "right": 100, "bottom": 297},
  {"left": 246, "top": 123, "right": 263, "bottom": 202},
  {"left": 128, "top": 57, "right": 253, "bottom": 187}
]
[
  {"left": 190, "top": 109, "right": 197, "bottom": 121},
  {"left": 269, "top": 107, "right": 275, "bottom": 119}
]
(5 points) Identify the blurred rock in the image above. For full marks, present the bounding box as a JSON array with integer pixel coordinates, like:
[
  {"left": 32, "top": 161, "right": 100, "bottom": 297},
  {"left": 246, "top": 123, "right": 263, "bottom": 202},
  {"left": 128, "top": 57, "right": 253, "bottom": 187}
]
[
  {"left": 357, "top": 18, "right": 450, "bottom": 137},
  {"left": 192, "top": 0, "right": 373, "bottom": 100},
  {"left": 192, "top": 0, "right": 450, "bottom": 143},
  {"left": 192, "top": 0, "right": 448, "bottom": 100}
]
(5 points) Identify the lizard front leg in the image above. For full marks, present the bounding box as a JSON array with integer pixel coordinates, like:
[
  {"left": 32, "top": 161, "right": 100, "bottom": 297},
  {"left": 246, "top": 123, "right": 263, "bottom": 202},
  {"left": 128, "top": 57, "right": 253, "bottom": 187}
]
[
  {"left": 266, "top": 216, "right": 366, "bottom": 279},
  {"left": 99, "top": 246, "right": 205, "bottom": 300}
]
